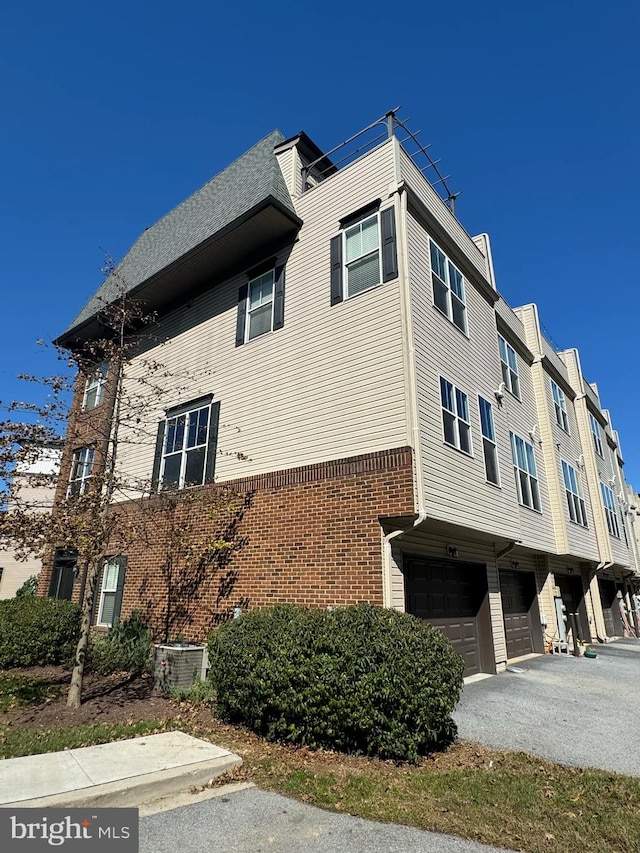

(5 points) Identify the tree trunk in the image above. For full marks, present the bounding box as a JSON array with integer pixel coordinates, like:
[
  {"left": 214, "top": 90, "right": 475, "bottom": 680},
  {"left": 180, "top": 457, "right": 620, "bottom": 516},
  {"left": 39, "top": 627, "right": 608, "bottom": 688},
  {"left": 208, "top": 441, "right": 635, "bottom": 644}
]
[{"left": 67, "top": 560, "right": 100, "bottom": 708}]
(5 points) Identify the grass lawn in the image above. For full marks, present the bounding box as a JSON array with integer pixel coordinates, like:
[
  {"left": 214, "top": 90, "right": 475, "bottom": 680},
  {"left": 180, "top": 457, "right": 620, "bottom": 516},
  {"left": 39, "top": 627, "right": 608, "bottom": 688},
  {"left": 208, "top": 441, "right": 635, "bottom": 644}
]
[{"left": 2, "top": 670, "right": 639, "bottom": 853}]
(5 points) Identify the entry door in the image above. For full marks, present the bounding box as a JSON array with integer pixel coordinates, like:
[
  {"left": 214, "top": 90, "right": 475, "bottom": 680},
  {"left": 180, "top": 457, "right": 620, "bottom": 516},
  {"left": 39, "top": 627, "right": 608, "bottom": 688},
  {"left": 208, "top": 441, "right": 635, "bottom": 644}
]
[
  {"left": 48, "top": 548, "right": 77, "bottom": 600},
  {"left": 404, "top": 557, "right": 488, "bottom": 676}
]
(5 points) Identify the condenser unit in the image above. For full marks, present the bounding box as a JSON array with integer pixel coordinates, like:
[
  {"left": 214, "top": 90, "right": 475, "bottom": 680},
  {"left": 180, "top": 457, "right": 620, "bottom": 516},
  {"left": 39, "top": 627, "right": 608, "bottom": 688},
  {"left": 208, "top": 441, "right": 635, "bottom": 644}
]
[{"left": 153, "top": 642, "right": 209, "bottom": 691}]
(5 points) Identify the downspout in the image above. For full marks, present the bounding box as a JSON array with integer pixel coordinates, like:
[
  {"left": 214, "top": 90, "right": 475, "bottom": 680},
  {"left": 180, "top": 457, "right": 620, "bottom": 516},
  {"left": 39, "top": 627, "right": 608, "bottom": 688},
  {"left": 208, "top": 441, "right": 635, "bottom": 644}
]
[
  {"left": 382, "top": 163, "right": 427, "bottom": 607},
  {"left": 496, "top": 541, "right": 518, "bottom": 562}
]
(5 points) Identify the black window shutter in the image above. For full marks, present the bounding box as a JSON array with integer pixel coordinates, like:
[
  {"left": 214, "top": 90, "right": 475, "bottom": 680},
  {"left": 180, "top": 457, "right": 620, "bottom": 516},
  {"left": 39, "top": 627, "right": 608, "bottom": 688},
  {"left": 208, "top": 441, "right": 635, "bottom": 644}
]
[
  {"left": 150, "top": 420, "right": 166, "bottom": 493},
  {"left": 235, "top": 283, "right": 249, "bottom": 347},
  {"left": 273, "top": 265, "right": 285, "bottom": 330},
  {"left": 380, "top": 207, "right": 398, "bottom": 282},
  {"left": 204, "top": 401, "right": 221, "bottom": 484},
  {"left": 330, "top": 235, "right": 343, "bottom": 305},
  {"left": 112, "top": 556, "right": 127, "bottom": 626}
]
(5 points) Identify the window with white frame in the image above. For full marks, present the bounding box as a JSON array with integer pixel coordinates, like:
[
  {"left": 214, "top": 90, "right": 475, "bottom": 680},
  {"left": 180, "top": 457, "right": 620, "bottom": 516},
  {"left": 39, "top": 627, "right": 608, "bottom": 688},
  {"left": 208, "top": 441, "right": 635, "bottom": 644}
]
[
  {"left": 67, "top": 447, "right": 94, "bottom": 496},
  {"left": 479, "top": 396, "right": 499, "bottom": 485},
  {"left": 430, "top": 241, "right": 467, "bottom": 333},
  {"left": 247, "top": 270, "right": 275, "bottom": 341},
  {"left": 510, "top": 432, "right": 541, "bottom": 511},
  {"left": 82, "top": 362, "right": 108, "bottom": 409},
  {"left": 344, "top": 213, "right": 381, "bottom": 297},
  {"left": 562, "top": 461, "right": 587, "bottom": 526},
  {"left": 589, "top": 412, "right": 604, "bottom": 456},
  {"left": 160, "top": 402, "right": 211, "bottom": 490},
  {"left": 498, "top": 335, "right": 520, "bottom": 398},
  {"left": 551, "top": 380, "right": 569, "bottom": 432},
  {"left": 97, "top": 557, "right": 125, "bottom": 628},
  {"left": 440, "top": 378, "right": 471, "bottom": 454},
  {"left": 600, "top": 482, "right": 620, "bottom": 538}
]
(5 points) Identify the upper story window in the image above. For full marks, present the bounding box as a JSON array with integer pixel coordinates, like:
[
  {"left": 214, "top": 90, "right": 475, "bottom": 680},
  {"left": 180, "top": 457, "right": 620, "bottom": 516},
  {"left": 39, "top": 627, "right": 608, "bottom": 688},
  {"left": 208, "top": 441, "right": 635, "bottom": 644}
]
[
  {"left": 562, "top": 461, "right": 587, "bottom": 527},
  {"left": 479, "top": 396, "right": 500, "bottom": 486},
  {"left": 152, "top": 397, "right": 220, "bottom": 492},
  {"left": 551, "top": 381, "right": 569, "bottom": 432},
  {"left": 589, "top": 413, "right": 604, "bottom": 457},
  {"left": 82, "top": 362, "right": 108, "bottom": 409},
  {"left": 67, "top": 447, "right": 94, "bottom": 497},
  {"left": 510, "top": 432, "right": 540, "bottom": 511},
  {"left": 440, "top": 378, "right": 471, "bottom": 455},
  {"left": 498, "top": 336, "right": 520, "bottom": 399},
  {"left": 600, "top": 482, "right": 620, "bottom": 538},
  {"left": 330, "top": 206, "right": 398, "bottom": 306},
  {"left": 236, "top": 264, "right": 285, "bottom": 347},
  {"left": 429, "top": 241, "right": 467, "bottom": 333}
]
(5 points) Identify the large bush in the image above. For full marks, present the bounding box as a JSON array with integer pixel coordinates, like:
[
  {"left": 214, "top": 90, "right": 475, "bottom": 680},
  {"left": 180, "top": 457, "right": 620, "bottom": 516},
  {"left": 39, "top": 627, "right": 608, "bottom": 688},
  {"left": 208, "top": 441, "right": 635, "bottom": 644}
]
[
  {"left": 208, "top": 603, "right": 464, "bottom": 762},
  {"left": 0, "top": 596, "right": 81, "bottom": 667},
  {"left": 86, "top": 611, "right": 152, "bottom": 675}
]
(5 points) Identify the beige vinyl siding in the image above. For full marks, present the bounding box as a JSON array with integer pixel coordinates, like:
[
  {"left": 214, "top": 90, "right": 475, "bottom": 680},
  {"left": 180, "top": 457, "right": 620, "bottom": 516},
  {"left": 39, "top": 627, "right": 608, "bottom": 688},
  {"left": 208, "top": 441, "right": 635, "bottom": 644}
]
[
  {"left": 515, "top": 305, "right": 599, "bottom": 562},
  {"left": 534, "top": 555, "right": 557, "bottom": 643},
  {"left": 399, "top": 147, "right": 488, "bottom": 280},
  {"left": 405, "top": 210, "right": 521, "bottom": 541},
  {"left": 274, "top": 147, "right": 299, "bottom": 198},
  {"left": 115, "top": 140, "right": 410, "bottom": 497}
]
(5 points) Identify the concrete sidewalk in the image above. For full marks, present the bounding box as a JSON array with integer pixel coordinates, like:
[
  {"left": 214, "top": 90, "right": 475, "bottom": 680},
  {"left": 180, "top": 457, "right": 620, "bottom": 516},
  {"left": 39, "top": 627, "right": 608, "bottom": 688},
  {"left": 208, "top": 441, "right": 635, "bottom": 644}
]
[{"left": 0, "top": 731, "right": 241, "bottom": 809}]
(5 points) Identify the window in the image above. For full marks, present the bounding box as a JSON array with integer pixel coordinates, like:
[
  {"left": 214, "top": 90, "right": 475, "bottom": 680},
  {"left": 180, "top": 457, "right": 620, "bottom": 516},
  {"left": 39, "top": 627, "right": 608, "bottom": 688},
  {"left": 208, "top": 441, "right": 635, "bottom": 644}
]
[
  {"left": 589, "top": 413, "right": 604, "bottom": 457},
  {"left": 430, "top": 240, "right": 467, "bottom": 333},
  {"left": 562, "top": 461, "right": 587, "bottom": 526},
  {"left": 551, "top": 381, "right": 569, "bottom": 432},
  {"left": 440, "top": 378, "right": 471, "bottom": 454},
  {"left": 600, "top": 483, "right": 620, "bottom": 538},
  {"left": 97, "top": 557, "right": 126, "bottom": 627},
  {"left": 510, "top": 432, "right": 541, "bottom": 511},
  {"left": 498, "top": 336, "right": 520, "bottom": 398},
  {"left": 67, "top": 447, "right": 94, "bottom": 496},
  {"left": 82, "top": 362, "right": 108, "bottom": 409},
  {"left": 152, "top": 397, "right": 220, "bottom": 492},
  {"left": 330, "top": 206, "right": 397, "bottom": 305},
  {"left": 235, "top": 264, "right": 285, "bottom": 346},
  {"left": 479, "top": 397, "right": 500, "bottom": 485}
]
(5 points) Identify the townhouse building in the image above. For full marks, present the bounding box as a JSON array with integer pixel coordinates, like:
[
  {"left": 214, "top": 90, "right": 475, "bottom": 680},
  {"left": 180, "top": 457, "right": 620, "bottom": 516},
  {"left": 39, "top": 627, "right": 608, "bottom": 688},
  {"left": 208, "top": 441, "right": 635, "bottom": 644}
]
[{"left": 42, "top": 113, "right": 639, "bottom": 675}]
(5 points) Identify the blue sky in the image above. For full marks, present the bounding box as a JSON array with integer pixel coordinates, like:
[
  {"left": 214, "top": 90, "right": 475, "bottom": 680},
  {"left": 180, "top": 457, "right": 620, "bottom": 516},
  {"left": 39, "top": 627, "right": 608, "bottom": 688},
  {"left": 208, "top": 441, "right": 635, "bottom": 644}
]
[{"left": 2, "top": 0, "right": 639, "bottom": 484}]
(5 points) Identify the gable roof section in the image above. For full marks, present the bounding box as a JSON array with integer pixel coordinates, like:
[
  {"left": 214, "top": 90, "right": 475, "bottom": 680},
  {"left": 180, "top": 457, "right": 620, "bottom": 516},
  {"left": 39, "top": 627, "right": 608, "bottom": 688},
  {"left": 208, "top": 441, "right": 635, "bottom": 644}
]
[{"left": 59, "top": 129, "right": 300, "bottom": 344}]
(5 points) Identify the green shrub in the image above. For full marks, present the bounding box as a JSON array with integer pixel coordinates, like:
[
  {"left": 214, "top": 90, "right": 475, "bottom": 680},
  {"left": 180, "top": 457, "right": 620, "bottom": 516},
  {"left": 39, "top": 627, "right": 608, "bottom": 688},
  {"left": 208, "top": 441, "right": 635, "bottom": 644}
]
[
  {"left": 15, "top": 574, "right": 39, "bottom": 597},
  {"left": 0, "top": 596, "right": 81, "bottom": 667},
  {"left": 87, "top": 611, "right": 152, "bottom": 676},
  {"left": 208, "top": 603, "right": 464, "bottom": 762}
]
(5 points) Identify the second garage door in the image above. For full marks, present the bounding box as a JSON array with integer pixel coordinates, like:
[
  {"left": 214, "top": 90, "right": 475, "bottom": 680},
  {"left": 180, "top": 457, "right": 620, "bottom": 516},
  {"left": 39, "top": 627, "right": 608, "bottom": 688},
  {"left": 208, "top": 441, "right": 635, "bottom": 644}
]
[
  {"left": 404, "top": 556, "right": 490, "bottom": 676},
  {"left": 500, "top": 570, "right": 538, "bottom": 660}
]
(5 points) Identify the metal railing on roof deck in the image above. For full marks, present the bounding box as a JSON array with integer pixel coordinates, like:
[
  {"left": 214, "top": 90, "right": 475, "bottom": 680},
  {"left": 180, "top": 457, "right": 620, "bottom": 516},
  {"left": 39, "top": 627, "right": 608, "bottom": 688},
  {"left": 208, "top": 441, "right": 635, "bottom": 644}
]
[{"left": 301, "top": 107, "right": 460, "bottom": 214}]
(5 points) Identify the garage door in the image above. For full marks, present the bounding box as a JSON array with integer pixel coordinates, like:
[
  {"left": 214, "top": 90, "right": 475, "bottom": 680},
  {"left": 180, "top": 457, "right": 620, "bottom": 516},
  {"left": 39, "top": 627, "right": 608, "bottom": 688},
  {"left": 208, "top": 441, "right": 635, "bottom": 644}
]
[
  {"left": 404, "top": 557, "right": 488, "bottom": 676},
  {"left": 500, "top": 570, "right": 536, "bottom": 659}
]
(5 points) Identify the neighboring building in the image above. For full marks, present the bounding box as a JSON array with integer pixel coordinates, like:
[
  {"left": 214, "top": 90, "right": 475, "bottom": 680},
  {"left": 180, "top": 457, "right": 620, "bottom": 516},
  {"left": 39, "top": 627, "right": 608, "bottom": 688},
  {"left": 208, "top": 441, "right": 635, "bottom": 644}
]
[
  {"left": 42, "top": 113, "right": 639, "bottom": 673},
  {"left": 0, "top": 446, "right": 61, "bottom": 599}
]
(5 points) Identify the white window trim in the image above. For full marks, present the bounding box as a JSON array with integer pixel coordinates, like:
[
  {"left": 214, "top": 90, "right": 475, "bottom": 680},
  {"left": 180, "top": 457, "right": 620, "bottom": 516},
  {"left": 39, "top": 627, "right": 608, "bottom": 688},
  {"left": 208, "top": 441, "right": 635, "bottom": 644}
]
[
  {"left": 97, "top": 558, "right": 121, "bottom": 628},
  {"left": 429, "top": 240, "right": 468, "bottom": 334},
  {"left": 498, "top": 335, "right": 521, "bottom": 399},
  {"left": 160, "top": 403, "right": 211, "bottom": 491},
  {"left": 342, "top": 212, "right": 382, "bottom": 299},
  {"left": 589, "top": 413, "right": 604, "bottom": 457},
  {"left": 551, "top": 380, "right": 569, "bottom": 433},
  {"left": 246, "top": 269, "right": 275, "bottom": 342},
  {"left": 600, "top": 482, "right": 621, "bottom": 538},
  {"left": 479, "top": 396, "right": 500, "bottom": 487},
  {"left": 440, "top": 378, "right": 472, "bottom": 456},
  {"left": 510, "top": 431, "right": 541, "bottom": 511},
  {"left": 82, "top": 362, "right": 108, "bottom": 410},
  {"left": 67, "top": 447, "right": 94, "bottom": 497},
  {"left": 562, "top": 460, "right": 588, "bottom": 527}
]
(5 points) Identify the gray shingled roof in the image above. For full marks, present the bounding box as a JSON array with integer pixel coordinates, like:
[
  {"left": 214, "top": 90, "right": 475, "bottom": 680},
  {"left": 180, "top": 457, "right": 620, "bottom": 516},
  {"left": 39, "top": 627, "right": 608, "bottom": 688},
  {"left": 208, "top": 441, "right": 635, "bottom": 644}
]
[{"left": 63, "top": 129, "right": 294, "bottom": 336}]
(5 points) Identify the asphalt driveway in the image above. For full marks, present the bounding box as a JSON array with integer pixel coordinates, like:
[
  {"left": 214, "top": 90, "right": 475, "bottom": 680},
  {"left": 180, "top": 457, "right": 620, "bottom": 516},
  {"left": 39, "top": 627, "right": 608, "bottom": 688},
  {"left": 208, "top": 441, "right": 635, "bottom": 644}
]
[{"left": 453, "top": 637, "right": 640, "bottom": 776}]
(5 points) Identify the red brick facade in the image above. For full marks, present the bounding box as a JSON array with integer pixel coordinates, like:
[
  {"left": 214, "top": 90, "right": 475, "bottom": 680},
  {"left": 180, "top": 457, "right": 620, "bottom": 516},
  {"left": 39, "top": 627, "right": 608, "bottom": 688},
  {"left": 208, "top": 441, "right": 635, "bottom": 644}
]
[{"left": 115, "top": 446, "right": 415, "bottom": 641}]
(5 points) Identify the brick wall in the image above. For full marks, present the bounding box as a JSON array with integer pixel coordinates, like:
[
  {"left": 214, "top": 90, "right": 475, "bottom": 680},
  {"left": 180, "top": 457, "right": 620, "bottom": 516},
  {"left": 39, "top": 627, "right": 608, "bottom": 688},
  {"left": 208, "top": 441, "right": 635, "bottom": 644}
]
[{"left": 116, "top": 446, "right": 415, "bottom": 641}]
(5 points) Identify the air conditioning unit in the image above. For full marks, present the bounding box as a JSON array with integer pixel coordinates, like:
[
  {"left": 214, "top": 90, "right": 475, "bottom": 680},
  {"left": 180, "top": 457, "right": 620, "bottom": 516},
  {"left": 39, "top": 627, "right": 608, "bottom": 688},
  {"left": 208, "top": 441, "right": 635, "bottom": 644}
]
[{"left": 153, "top": 642, "right": 209, "bottom": 691}]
